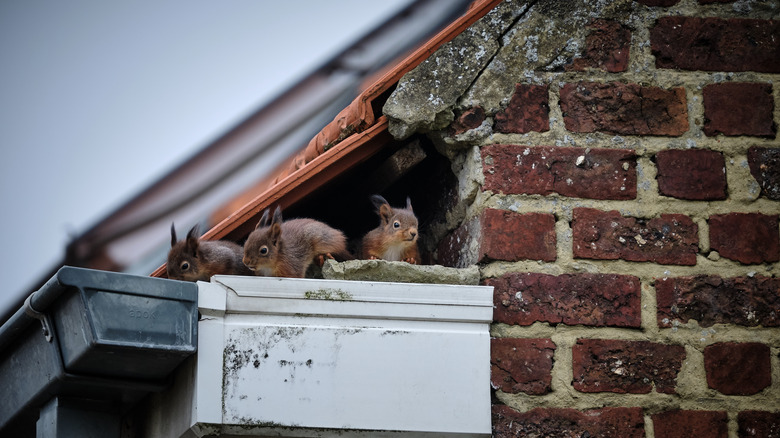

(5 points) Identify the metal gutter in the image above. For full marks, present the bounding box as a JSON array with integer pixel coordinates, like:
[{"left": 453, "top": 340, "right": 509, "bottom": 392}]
[{"left": 0, "top": 266, "right": 198, "bottom": 437}]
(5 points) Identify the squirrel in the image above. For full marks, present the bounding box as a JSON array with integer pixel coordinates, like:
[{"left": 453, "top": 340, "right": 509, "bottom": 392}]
[
  {"left": 360, "top": 195, "right": 420, "bottom": 264},
  {"left": 167, "top": 223, "right": 253, "bottom": 282},
  {"left": 243, "top": 206, "right": 352, "bottom": 278}
]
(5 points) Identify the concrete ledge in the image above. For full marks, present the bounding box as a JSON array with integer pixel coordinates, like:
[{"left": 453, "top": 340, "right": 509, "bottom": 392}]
[{"left": 322, "top": 259, "right": 480, "bottom": 285}]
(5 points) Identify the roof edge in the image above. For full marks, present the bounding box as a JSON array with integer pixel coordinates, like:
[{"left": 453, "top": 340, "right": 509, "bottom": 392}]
[{"left": 150, "top": 0, "right": 503, "bottom": 278}]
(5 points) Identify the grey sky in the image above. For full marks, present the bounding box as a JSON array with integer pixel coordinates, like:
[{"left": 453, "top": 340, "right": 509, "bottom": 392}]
[{"left": 0, "top": 0, "right": 412, "bottom": 315}]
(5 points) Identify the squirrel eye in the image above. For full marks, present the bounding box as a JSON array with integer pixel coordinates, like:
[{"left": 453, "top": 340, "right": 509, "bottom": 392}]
[
  {"left": 181, "top": 261, "right": 190, "bottom": 271},
  {"left": 393, "top": 221, "right": 401, "bottom": 229},
  {"left": 260, "top": 246, "right": 268, "bottom": 255}
]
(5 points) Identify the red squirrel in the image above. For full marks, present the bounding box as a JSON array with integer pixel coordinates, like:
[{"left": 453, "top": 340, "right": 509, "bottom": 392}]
[
  {"left": 360, "top": 195, "right": 420, "bottom": 264},
  {"left": 243, "top": 206, "right": 351, "bottom": 278},
  {"left": 167, "top": 223, "right": 253, "bottom": 282}
]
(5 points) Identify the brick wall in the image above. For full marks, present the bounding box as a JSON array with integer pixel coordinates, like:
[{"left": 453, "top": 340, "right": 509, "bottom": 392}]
[{"left": 431, "top": 1, "right": 780, "bottom": 436}]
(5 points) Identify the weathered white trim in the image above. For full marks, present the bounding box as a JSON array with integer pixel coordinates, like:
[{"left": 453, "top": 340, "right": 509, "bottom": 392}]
[{"left": 157, "top": 276, "right": 493, "bottom": 437}]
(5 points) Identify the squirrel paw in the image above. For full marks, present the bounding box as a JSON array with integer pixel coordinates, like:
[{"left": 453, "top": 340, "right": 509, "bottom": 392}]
[
  {"left": 368, "top": 256, "right": 378, "bottom": 260},
  {"left": 316, "top": 253, "right": 336, "bottom": 267},
  {"left": 403, "top": 257, "right": 418, "bottom": 265}
]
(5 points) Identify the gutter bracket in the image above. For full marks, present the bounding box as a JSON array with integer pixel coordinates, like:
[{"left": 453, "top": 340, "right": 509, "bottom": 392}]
[{"left": 24, "top": 294, "right": 53, "bottom": 343}]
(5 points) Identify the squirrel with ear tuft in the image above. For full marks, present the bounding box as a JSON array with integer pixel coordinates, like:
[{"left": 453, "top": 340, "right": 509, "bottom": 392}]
[
  {"left": 243, "top": 206, "right": 352, "bottom": 278},
  {"left": 360, "top": 195, "right": 420, "bottom": 264},
  {"left": 167, "top": 224, "right": 252, "bottom": 282}
]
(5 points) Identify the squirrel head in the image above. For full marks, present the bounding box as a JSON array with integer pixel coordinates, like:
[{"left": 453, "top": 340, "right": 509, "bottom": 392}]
[
  {"left": 371, "top": 195, "right": 419, "bottom": 245},
  {"left": 167, "top": 223, "right": 205, "bottom": 281},
  {"left": 243, "top": 206, "right": 284, "bottom": 273}
]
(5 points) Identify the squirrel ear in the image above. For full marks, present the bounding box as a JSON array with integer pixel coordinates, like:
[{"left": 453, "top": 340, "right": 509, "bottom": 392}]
[
  {"left": 272, "top": 206, "right": 283, "bottom": 224},
  {"left": 370, "top": 195, "right": 392, "bottom": 223},
  {"left": 406, "top": 196, "right": 414, "bottom": 212},
  {"left": 170, "top": 223, "right": 178, "bottom": 247},
  {"left": 378, "top": 203, "right": 393, "bottom": 224},
  {"left": 370, "top": 194, "right": 388, "bottom": 211},
  {"left": 269, "top": 222, "right": 282, "bottom": 246},
  {"left": 185, "top": 225, "right": 200, "bottom": 254},
  {"left": 256, "top": 209, "right": 270, "bottom": 229}
]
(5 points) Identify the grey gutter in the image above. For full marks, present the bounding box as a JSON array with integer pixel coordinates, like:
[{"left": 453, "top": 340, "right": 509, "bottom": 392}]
[{"left": 0, "top": 266, "right": 198, "bottom": 437}]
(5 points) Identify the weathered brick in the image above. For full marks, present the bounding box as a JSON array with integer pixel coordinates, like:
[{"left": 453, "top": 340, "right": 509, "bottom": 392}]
[
  {"left": 739, "top": 411, "right": 780, "bottom": 438},
  {"left": 482, "top": 145, "right": 637, "bottom": 200},
  {"left": 709, "top": 213, "right": 780, "bottom": 264},
  {"left": 567, "top": 19, "right": 631, "bottom": 73},
  {"left": 492, "top": 405, "right": 644, "bottom": 438},
  {"left": 748, "top": 147, "right": 780, "bottom": 200},
  {"left": 655, "top": 149, "right": 727, "bottom": 200},
  {"left": 491, "top": 338, "right": 555, "bottom": 395},
  {"left": 703, "top": 83, "right": 776, "bottom": 138},
  {"left": 494, "top": 84, "right": 549, "bottom": 134},
  {"left": 653, "top": 410, "right": 728, "bottom": 438},
  {"left": 489, "top": 272, "right": 641, "bottom": 327},
  {"left": 450, "top": 106, "right": 485, "bottom": 135},
  {"left": 437, "top": 209, "right": 556, "bottom": 267},
  {"left": 560, "top": 82, "right": 688, "bottom": 136},
  {"left": 656, "top": 275, "right": 780, "bottom": 327},
  {"left": 704, "top": 342, "right": 771, "bottom": 395},
  {"left": 651, "top": 17, "right": 780, "bottom": 73},
  {"left": 572, "top": 339, "right": 685, "bottom": 394},
  {"left": 480, "top": 209, "right": 556, "bottom": 262},
  {"left": 572, "top": 208, "right": 699, "bottom": 265}
]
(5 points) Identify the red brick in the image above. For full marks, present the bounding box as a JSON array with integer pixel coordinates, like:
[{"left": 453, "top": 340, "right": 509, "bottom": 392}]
[
  {"left": 653, "top": 410, "right": 728, "bottom": 438},
  {"left": 656, "top": 149, "right": 727, "bottom": 200},
  {"left": 492, "top": 405, "right": 644, "bottom": 438},
  {"left": 572, "top": 208, "right": 699, "bottom": 265},
  {"left": 491, "top": 338, "right": 555, "bottom": 395},
  {"left": 651, "top": 17, "right": 780, "bottom": 73},
  {"left": 567, "top": 19, "right": 631, "bottom": 73},
  {"left": 704, "top": 342, "right": 771, "bottom": 395},
  {"left": 482, "top": 145, "right": 637, "bottom": 200},
  {"left": 489, "top": 272, "right": 641, "bottom": 327},
  {"left": 494, "top": 84, "right": 549, "bottom": 134},
  {"left": 748, "top": 147, "right": 780, "bottom": 200},
  {"left": 572, "top": 339, "right": 685, "bottom": 394},
  {"left": 437, "top": 209, "right": 557, "bottom": 267},
  {"left": 739, "top": 411, "right": 780, "bottom": 438},
  {"left": 482, "top": 209, "right": 556, "bottom": 262},
  {"left": 560, "top": 82, "right": 688, "bottom": 136},
  {"left": 710, "top": 213, "right": 780, "bottom": 264},
  {"left": 450, "top": 106, "right": 485, "bottom": 135},
  {"left": 656, "top": 275, "right": 780, "bottom": 328},
  {"left": 703, "top": 83, "right": 776, "bottom": 138}
]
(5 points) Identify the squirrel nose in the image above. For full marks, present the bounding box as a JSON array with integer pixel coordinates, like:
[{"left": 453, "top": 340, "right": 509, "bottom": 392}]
[{"left": 409, "top": 229, "right": 417, "bottom": 238}]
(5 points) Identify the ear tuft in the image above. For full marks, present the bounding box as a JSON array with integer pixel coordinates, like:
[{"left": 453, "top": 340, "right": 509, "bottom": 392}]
[
  {"left": 185, "top": 225, "right": 200, "bottom": 254},
  {"left": 272, "top": 206, "right": 283, "bottom": 224},
  {"left": 257, "top": 208, "right": 270, "bottom": 229},
  {"left": 369, "top": 194, "right": 388, "bottom": 212},
  {"left": 170, "top": 223, "right": 178, "bottom": 247}
]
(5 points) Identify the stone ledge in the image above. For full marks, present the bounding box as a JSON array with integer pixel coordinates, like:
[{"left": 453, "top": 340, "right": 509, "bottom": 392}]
[{"left": 322, "top": 259, "right": 480, "bottom": 285}]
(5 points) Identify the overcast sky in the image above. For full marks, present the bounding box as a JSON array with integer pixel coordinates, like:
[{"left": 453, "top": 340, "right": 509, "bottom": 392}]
[{"left": 0, "top": 0, "right": 413, "bottom": 316}]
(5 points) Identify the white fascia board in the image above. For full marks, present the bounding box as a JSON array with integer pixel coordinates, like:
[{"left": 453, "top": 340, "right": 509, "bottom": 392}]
[{"left": 183, "top": 276, "right": 493, "bottom": 437}]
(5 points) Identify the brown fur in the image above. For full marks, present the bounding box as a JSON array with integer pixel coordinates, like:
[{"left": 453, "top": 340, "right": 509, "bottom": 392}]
[
  {"left": 243, "top": 207, "right": 351, "bottom": 278},
  {"left": 167, "top": 223, "right": 252, "bottom": 282},
  {"left": 360, "top": 195, "right": 420, "bottom": 264}
]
